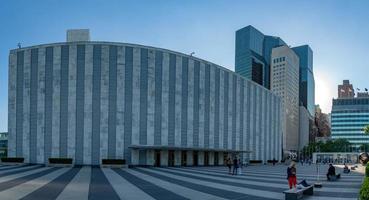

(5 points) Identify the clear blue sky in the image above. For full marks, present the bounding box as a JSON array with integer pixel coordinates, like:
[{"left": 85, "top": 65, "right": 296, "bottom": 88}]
[{"left": 1, "top": 0, "right": 369, "bottom": 132}]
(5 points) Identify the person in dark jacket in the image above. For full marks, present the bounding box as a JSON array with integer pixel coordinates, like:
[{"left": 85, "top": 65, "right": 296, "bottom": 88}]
[
  {"left": 232, "top": 158, "right": 238, "bottom": 175},
  {"left": 326, "top": 164, "right": 336, "bottom": 180},
  {"left": 226, "top": 158, "right": 232, "bottom": 174}
]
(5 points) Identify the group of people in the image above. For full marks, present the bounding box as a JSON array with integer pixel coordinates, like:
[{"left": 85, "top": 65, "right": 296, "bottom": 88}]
[
  {"left": 226, "top": 157, "right": 242, "bottom": 175},
  {"left": 287, "top": 161, "right": 342, "bottom": 189}
]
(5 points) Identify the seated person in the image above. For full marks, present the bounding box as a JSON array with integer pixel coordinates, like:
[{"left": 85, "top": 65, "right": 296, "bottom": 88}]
[
  {"left": 326, "top": 164, "right": 336, "bottom": 180},
  {"left": 343, "top": 163, "right": 350, "bottom": 173}
]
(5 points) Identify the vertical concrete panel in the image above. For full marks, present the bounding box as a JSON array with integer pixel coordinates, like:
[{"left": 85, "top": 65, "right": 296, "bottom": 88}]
[
  {"left": 198, "top": 63, "right": 205, "bottom": 148},
  {"left": 59, "top": 45, "right": 69, "bottom": 158},
  {"left": 116, "top": 46, "right": 125, "bottom": 158},
  {"left": 51, "top": 46, "right": 61, "bottom": 158},
  {"left": 214, "top": 68, "right": 220, "bottom": 149},
  {"left": 92, "top": 45, "right": 102, "bottom": 165},
  {"left": 161, "top": 53, "right": 169, "bottom": 146},
  {"left": 75, "top": 45, "right": 86, "bottom": 165},
  {"left": 209, "top": 66, "right": 215, "bottom": 149},
  {"left": 147, "top": 49, "right": 155, "bottom": 146},
  {"left": 193, "top": 61, "right": 200, "bottom": 147},
  {"left": 187, "top": 59, "right": 194, "bottom": 147},
  {"left": 235, "top": 77, "right": 240, "bottom": 151},
  {"left": 218, "top": 71, "right": 224, "bottom": 149},
  {"left": 167, "top": 54, "right": 176, "bottom": 146},
  {"left": 108, "top": 46, "right": 117, "bottom": 158},
  {"left": 242, "top": 80, "right": 250, "bottom": 161},
  {"left": 29, "top": 49, "right": 39, "bottom": 163},
  {"left": 139, "top": 48, "right": 148, "bottom": 148},
  {"left": 100, "top": 45, "right": 109, "bottom": 161},
  {"left": 132, "top": 47, "right": 141, "bottom": 147},
  {"left": 204, "top": 64, "right": 210, "bottom": 148},
  {"left": 181, "top": 58, "right": 188, "bottom": 147},
  {"left": 227, "top": 74, "right": 232, "bottom": 149},
  {"left": 67, "top": 45, "right": 77, "bottom": 160},
  {"left": 174, "top": 56, "right": 182, "bottom": 147},
  {"left": 22, "top": 50, "right": 31, "bottom": 162},
  {"left": 8, "top": 52, "right": 17, "bottom": 157},
  {"left": 83, "top": 44, "right": 93, "bottom": 164},
  {"left": 154, "top": 51, "right": 162, "bottom": 146},
  {"left": 231, "top": 75, "right": 237, "bottom": 150},
  {"left": 249, "top": 84, "right": 254, "bottom": 160},
  {"left": 44, "top": 47, "right": 53, "bottom": 163},
  {"left": 37, "top": 47, "right": 46, "bottom": 163}
]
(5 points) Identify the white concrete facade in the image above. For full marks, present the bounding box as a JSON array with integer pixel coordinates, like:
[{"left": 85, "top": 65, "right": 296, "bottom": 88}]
[{"left": 9, "top": 40, "right": 283, "bottom": 166}]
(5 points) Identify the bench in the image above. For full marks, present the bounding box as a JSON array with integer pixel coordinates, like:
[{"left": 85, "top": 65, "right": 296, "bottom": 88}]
[
  {"left": 283, "top": 185, "right": 314, "bottom": 200},
  {"left": 328, "top": 173, "right": 341, "bottom": 181}
]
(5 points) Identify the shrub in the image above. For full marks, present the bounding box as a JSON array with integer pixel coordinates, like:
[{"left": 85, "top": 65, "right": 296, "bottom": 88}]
[
  {"left": 1, "top": 157, "right": 24, "bottom": 163},
  {"left": 102, "top": 159, "right": 125, "bottom": 165},
  {"left": 360, "top": 177, "right": 369, "bottom": 200},
  {"left": 48, "top": 158, "right": 73, "bottom": 164},
  {"left": 366, "top": 165, "right": 369, "bottom": 177}
]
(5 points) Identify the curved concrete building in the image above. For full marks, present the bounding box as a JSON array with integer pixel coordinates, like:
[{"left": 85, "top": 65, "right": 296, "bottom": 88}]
[{"left": 8, "top": 30, "right": 282, "bottom": 166}]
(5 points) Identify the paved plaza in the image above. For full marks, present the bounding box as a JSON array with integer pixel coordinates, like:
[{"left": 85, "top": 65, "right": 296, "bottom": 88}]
[{"left": 0, "top": 164, "right": 363, "bottom": 200}]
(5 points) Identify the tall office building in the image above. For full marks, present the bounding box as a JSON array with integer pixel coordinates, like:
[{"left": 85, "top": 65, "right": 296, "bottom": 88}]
[
  {"left": 338, "top": 80, "right": 355, "bottom": 98},
  {"left": 271, "top": 45, "right": 300, "bottom": 151},
  {"left": 235, "top": 25, "right": 286, "bottom": 89},
  {"left": 292, "top": 45, "right": 315, "bottom": 116}
]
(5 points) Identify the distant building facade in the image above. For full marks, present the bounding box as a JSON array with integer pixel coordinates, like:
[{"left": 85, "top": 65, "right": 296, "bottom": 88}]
[
  {"left": 338, "top": 80, "right": 355, "bottom": 98},
  {"left": 8, "top": 30, "right": 283, "bottom": 166},
  {"left": 292, "top": 45, "right": 315, "bottom": 117},
  {"left": 235, "top": 25, "right": 286, "bottom": 89},
  {"left": 271, "top": 45, "right": 300, "bottom": 151},
  {"left": 0, "top": 132, "right": 8, "bottom": 157},
  {"left": 332, "top": 81, "right": 369, "bottom": 146}
]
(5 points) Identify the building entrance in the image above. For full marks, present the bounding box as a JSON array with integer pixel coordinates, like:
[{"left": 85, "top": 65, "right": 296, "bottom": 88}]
[
  {"left": 168, "top": 150, "right": 175, "bottom": 166},
  {"left": 193, "top": 151, "right": 198, "bottom": 166},
  {"left": 204, "top": 152, "right": 209, "bottom": 166},
  {"left": 214, "top": 152, "right": 219, "bottom": 165},
  {"left": 181, "top": 151, "right": 187, "bottom": 166},
  {"left": 154, "top": 150, "right": 161, "bottom": 167}
]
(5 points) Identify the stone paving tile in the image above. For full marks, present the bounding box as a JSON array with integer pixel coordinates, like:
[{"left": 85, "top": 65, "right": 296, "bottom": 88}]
[{"left": 0, "top": 164, "right": 362, "bottom": 200}]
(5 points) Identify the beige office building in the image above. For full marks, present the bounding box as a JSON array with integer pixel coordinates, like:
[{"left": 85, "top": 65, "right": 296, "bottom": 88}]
[{"left": 271, "top": 46, "right": 300, "bottom": 152}]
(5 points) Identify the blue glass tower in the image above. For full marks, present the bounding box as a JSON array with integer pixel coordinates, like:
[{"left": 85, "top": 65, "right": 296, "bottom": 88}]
[
  {"left": 292, "top": 45, "right": 315, "bottom": 116},
  {"left": 235, "top": 25, "right": 285, "bottom": 89},
  {"left": 331, "top": 97, "right": 369, "bottom": 146}
]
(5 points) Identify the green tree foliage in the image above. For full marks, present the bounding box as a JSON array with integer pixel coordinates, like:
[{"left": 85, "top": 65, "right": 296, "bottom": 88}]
[
  {"left": 301, "top": 139, "right": 352, "bottom": 158},
  {"left": 364, "top": 125, "right": 369, "bottom": 135}
]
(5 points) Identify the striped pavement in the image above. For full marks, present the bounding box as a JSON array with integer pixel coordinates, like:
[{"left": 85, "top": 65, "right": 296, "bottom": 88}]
[{"left": 0, "top": 164, "right": 363, "bottom": 199}]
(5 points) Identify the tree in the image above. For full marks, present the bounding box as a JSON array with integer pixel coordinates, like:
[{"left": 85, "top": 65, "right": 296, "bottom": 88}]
[{"left": 364, "top": 125, "right": 369, "bottom": 134}]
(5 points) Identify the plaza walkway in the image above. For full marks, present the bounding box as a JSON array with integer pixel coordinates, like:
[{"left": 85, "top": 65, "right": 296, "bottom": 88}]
[{"left": 0, "top": 164, "right": 363, "bottom": 199}]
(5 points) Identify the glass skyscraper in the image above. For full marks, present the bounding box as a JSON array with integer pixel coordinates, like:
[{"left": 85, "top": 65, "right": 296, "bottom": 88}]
[
  {"left": 292, "top": 45, "right": 315, "bottom": 116},
  {"left": 331, "top": 97, "right": 369, "bottom": 146},
  {"left": 235, "top": 25, "right": 286, "bottom": 89}
]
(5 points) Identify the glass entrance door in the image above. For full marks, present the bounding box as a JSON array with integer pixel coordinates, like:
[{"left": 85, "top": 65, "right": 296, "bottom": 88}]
[
  {"left": 181, "top": 151, "right": 187, "bottom": 166},
  {"left": 168, "top": 150, "right": 175, "bottom": 166},
  {"left": 204, "top": 152, "right": 209, "bottom": 166},
  {"left": 154, "top": 150, "right": 161, "bottom": 167},
  {"left": 193, "top": 151, "right": 198, "bottom": 166},
  {"left": 214, "top": 152, "right": 219, "bottom": 165}
]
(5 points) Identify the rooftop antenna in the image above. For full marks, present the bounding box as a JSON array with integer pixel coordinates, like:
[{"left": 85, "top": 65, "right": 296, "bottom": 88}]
[
  {"left": 190, "top": 52, "right": 195, "bottom": 57},
  {"left": 17, "top": 43, "right": 21, "bottom": 49}
]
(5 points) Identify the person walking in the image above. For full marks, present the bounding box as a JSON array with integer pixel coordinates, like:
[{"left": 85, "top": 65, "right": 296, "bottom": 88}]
[
  {"left": 238, "top": 158, "right": 242, "bottom": 175},
  {"left": 287, "top": 162, "right": 297, "bottom": 189},
  {"left": 226, "top": 158, "right": 232, "bottom": 174},
  {"left": 232, "top": 157, "right": 238, "bottom": 175}
]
